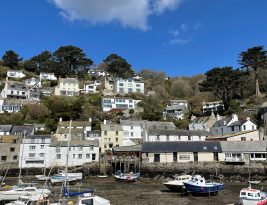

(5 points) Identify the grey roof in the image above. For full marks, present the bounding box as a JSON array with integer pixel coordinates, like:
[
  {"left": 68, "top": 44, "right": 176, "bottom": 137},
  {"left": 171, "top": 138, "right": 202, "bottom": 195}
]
[
  {"left": 25, "top": 135, "right": 51, "bottom": 139},
  {"left": 50, "top": 139, "right": 98, "bottom": 147},
  {"left": 145, "top": 121, "right": 176, "bottom": 130},
  {"left": 101, "top": 123, "right": 123, "bottom": 131},
  {"left": 147, "top": 129, "right": 211, "bottom": 136},
  {"left": 0, "top": 125, "right": 12, "bottom": 132},
  {"left": 11, "top": 125, "right": 34, "bottom": 136},
  {"left": 191, "top": 116, "right": 211, "bottom": 124},
  {"left": 212, "top": 116, "right": 231, "bottom": 127},
  {"left": 113, "top": 144, "right": 142, "bottom": 152},
  {"left": 228, "top": 120, "right": 247, "bottom": 127},
  {"left": 142, "top": 141, "right": 222, "bottom": 153},
  {"left": 220, "top": 141, "right": 267, "bottom": 152},
  {"left": 170, "top": 99, "right": 188, "bottom": 103},
  {"left": 165, "top": 105, "right": 187, "bottom": 111},
  {"left": 7, "top": 81, "right": 27, "bottom": 91}
]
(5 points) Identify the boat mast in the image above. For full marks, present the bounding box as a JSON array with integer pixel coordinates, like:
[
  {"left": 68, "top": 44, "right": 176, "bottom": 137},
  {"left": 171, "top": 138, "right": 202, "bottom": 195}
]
[
  {"left": 19, "top": 130, "right": 26, "bottom": 184},
  {"left": 64, "top": 120, "right": 72, "bottom": 189}
]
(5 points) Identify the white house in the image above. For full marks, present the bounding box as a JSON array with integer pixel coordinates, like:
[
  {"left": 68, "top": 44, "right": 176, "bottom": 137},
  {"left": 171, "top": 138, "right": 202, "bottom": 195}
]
[
  {"left": 202, "top": 101, "right": 225, "bottom": 115},
  {"left": 113, "top": 78, "right": 145, "bottom": 94},
  {"left": 146, "top": 129, "right": 210, "bottom": 142},
  {"left": 39, "top": 72, "right": 57, "bottom": 81},
  {"left": 1, "top": 80, "right": 28, "bottom": 99},
  {"left": 84, "top": 81, "right": 101, "bottom": 94},
  {"left": 0, "top": 99, "right": 23, "bottom": 113},
  {"left": 101, "top": 97, "right": 141, "bottom": 112},
  {"left": 25, "top": 77, "right": 41, "bottom": 88},
  {"left": 163, "top": 100, "right": 188, "bottom": 120},
  {"left": 48, "top": 139, "right": 99, "bottom": 167},
  {"left": 210, "top": 114, "right": 257, "bottom": 135},
  {"left": 0, "top": 125, "right": 12, "bottom": 135},
  {"left": 19, "top": 135, "right": 51, "bottom": 168},
  {"left": 54, "top": 78, "right": 80, "bottom": 97},
  {"left": 7, "top": 70, "right": 26, "bottom": 79}
]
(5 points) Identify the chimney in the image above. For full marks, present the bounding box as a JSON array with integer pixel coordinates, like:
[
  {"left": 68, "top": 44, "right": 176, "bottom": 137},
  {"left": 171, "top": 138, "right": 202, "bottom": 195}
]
[
  {"left": 89, "top": 118, "right": 92, "bottom": 123},
  {"left": 216, "top": 113, "right": 221, "bottom": 121},
  {"left": 59, "top": 117, "right": 62, "bottom": 122},
  {"left": 223, "top": 121, "right": 227, "bottom": 125},
  {"left": 231, "top": 113, "right": 238, "bottom": 122},
  {"left": 246, "top": 117, "right": 250, "bottom": 121},
  {"left": 104, "top": 120, "right": 107, "bottom": 125},
  {"left": 191, "top": 115, "right": 196, "bottom": 121}
]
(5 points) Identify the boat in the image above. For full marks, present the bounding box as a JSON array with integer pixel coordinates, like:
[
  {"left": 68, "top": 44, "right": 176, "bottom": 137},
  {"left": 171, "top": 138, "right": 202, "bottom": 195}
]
[
  {"left": 58, "top": 171, "right": 83, "bottom": 180},
  {"left": 183, "top": 175, "right": 224, "bottom": 194},
  {"left": 5, "top": 192, "right": 50, "bottom": 205},
  {"left": 114, "top": 171, "right": 140, "bottom": 182},
  {"left": 0, "top": 183, "right": 51, "bottom": 201},
  {"left": 35, "top": 175, "right": 51, "bottom": 181},
  {"left": 50, "top": 174, "right": 77, "bottom": 184},
  {"left": 163, "top": 174, "right": 192, "bottom": 191},
  {"left": 239, "top": 181, "right": 267, "bottom": 205}
]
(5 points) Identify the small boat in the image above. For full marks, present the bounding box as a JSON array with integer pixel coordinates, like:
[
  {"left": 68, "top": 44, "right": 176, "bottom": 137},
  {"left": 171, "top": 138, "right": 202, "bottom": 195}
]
[
  {"left": 58, "top": 171, "right": 83, "bottom": 180},
  {"left": 0, "top": 183, "right": 51, "bottom": 201},
  {"left": 114, "top": 171, "right": 140, "bottom": 182},
  {"left": 163, "top": 174, "right": 192, "bottom": 191},
  {"left": 35, "top": 175, "right": 51, "bottom": 181},
  {"left": 183, "top": 175, "right": 224, "bottom": 194},
  {"left": 5, "top": 193, "right": 50, "bottom": 205},
  {"left": 239, "top": 181, "right": 267, "bottom": 205},
  {"left": 50, "top": 174, "right": 77, "bottom": 184}
]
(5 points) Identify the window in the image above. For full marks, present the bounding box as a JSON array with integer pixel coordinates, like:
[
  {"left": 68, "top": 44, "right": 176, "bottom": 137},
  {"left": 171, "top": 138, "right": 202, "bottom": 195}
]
[
  {"left": 12, "top": 139, "right": 17, "bottom": 144},
  {"left": 173, "top": 152, "right": 177, "bottom": 162},
  {"left": 56, "top": 147, "right": 60, "bottom": 152},
  {"left": 78, "top": 154, "right": 82, "bottom": 159},
  {"left": 104, "top": 131, "right": 107, "bottom": 136},
  {"left": 131, "top": 133, "right": 133, "bottom": 137},
  {"left": 79, "top": 146, "right": 83, "bottom": 151},
  {"left": 90, "top": 145, "right": 94, "bottom": 150},
  {"left": 231, "top": 126, "right": 234, "bottom": 131},
  {"left": 243, "top": 125, "right": 246, "bottom": 130},
  {"left": 128, "top": 88, "right": 132, "bottom": 93},
  {"left": 10, "top": 147, "right": 15, "bottom": 152},
  {"left": 136, "top": 88, "right": 141, "bottom": 93},
  {"left": 136, "top": 84, "right": 140, "bottom": 87},
  {"left": 30, "top": 146, "right": 36, "bottom": 150},
  {"left": 86, "top": 154, "right": 90, "bottom": 159},
  {"left": 56, "top": 154, "right": 61, "bottom": 159},
  {"left": 13, "top": 155, "right": 18, "bottom": 160},
  {"left": 116, "top": 131, "right": 118, "bottom": 136},
  {"left": 116, "top": 138, "right": 118, "bottom": 142},
  {"left": 131, "top": 126, "right": 133, "bottom": 130},
  {"left": 188, "top": 136, "right": 191, "bottom": 141},
  {"left": 241, "top": 137, "right": 246, "bottom": 141},
  {"left": 156, "top": 135, "right": 160, "bottom": 141},
  {"left": 92, "top": 154, "right": 96, "bottom": 160},
  {"left": 119, "top": 83, "right": 124, "bottom": 86},
  {"left": 73, "top": 154, "right": 75, "bottom": 159},
  {"left": 30, "top": 138, "right": 35, "bottom": 143},
  {"left": 40, "top": 145, "right": 44, "bottom": 149},
  {"left": 41, "top": 138, "right": 45, "bottom": 143},
  {"left": 39, "top": 153, "right": 44, "bottom": 157},
  {"left": 154, "top": 154, "right": 160, "bottom": 162},
  {"left": 69, "top": 147, "right": 71, "bottom": 151},
  {"left": 1, "top": 156, "right": 7, "bottom": 162},
  {"left": 252, "top": 125, "right": 255, "bottom": 130},
  {"left": 29, "top": 153, "right": 35, "bottom": 157},
  {"left": 166, "top": 135, "right": 169, "bottom": 141}
]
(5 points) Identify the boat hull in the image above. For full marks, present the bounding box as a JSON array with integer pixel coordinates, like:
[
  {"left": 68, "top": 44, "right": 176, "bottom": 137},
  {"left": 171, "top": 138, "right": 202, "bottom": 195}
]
[
  {"left": 115, "top": 173, "right": 140, "bottom": 182},
  {"left": 184, "top": 182, "right": 224, "bottom": 194},
  {"left": 163, "top": 183, "right": 184, "bottom": 192}
]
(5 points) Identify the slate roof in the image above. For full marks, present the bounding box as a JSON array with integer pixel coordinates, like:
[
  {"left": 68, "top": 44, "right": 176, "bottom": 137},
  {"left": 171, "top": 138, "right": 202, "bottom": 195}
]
[
  {"left": 191, "top": 116, "right": 211, "bottom": 124},
  {"left": 25, "top": 135, "right": 51, "bottom": 139},
  {"left": 228, "top": 120, "right": 247, "bottom": 127},
  {"left": 212, "top": 116, "right": 231, "bottom": 127},
  {"left": 11, "top": 125, "right": 34, "bottom": 136},
  {"left": 7, "top": 81, "right": 27, "bottom": 91},
  {"left": 59, "top": 78, "right": 78, "bottom": 84},
  {"left": 113, "top": 144, "right": 142, "bottom": 152},
  {"left": 120, "top": 120, "right": 146, "bottom": 127},
  {"left": 101, "top": 123, "right": 123, "bottom": 131},
  {"left": 206, "top": 130, "right": 258, "bottom": 140},
  {"left": 220, "top": 141, "right": 267, "bottom": 152},
  {"left": 142, "top": 141, "right": 222, "bottom": 153},
  {"left": 0, "top": 125, "right": 12, "bottom": 132},
  {"left": 165, "top": 105, "right": 187, "bottom": 111},
  {"left": 147, "top": 129, "right": 211, "bottom": 136},
  {"left": 50, "top": 136, "right": 98, "bottom": 147},
  {"left": 59, "top": 121, "right": 91, "bottom": 127},
  {"left": 57, "top": 128, "right": 84, "bottom": 134},
  {"left": 145, "top": 121, "right": 176, "bottom": 130}
]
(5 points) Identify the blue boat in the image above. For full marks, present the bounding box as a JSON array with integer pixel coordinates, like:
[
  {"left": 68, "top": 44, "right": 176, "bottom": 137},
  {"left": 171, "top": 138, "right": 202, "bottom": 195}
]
[{"left": 183, "top": 175, "right": 224, "bottom": 194}]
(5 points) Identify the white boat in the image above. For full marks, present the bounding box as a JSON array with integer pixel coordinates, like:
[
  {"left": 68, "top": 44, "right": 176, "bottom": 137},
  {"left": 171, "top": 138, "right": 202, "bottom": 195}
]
[
  {"left": 35, "top": 175, "right": 51, "bottom": 181},
  {"left": 239, "top": 181, "right": 267, "bottom": 205},
  {"left": 50, "top": 174, "right": 77, "bottom": 184},
  {"left": 58, "top": 171, "right": 83, "bottom": 180},
  {"left": 5, "top": 193, "right": 50, "bottom": 205},
  {"left": 163, "top": 174, "right": 192, "bottom": 191},
  {"left": 0, "top": 183, "right": 51, "bottom": 201}
]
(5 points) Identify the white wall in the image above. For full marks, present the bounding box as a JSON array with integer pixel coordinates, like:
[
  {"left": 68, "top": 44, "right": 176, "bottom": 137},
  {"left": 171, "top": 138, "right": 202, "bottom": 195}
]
[{"left": 147, "top": 134, "right": 206, "bottom": 142}]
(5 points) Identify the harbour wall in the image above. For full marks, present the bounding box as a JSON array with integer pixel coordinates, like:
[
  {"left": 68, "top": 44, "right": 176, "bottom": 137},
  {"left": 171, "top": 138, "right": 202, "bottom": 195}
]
[{"left": 0, "top": 162, "right": 267, "bottom": 181}]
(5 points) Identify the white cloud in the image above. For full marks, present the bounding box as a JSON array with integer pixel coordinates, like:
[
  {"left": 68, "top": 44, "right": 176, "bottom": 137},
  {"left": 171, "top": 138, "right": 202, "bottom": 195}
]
[
  {"left": 169, "top": 38, "right": 188, "bottom": 45},
  {"left": 50, "top": 0, "right": 182, "bottom": 31},
  {"left": 193, "top": 21, "right": 201, "bottom": 30},
  {"left": 170, "top": 29, "right": 180, "bottom": 37},
  {"left": 180, "top": 23, "right": 188, "bottom": 32}
]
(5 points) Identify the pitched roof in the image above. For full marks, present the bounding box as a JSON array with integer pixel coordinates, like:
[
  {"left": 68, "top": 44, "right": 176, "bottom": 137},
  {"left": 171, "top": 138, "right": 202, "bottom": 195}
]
[
  {"left": 101, "top": 123, "right": 123, "bottom": 131},
  {"left": 145, "top": 121, "right": 176, "bottom": 130},
  {"left": 142, "top": 141, "right": 222, "bottom": 153},
  {"left": 59, "top": 121, "right": 91, "bottom": 127},
  {"left": 59, "top": 78, "right": 78, "bottom": 84},
  {"left": 11, "top": 125, "right": 34, "bottom": 136},
  {"left": 165, "top": 105, "right": 187, "bottom": 111},
  {"left": 120, "top": 120, "right": 146, "bottom": 126},
  {"left": 0, "top": 125, "right": 12, "bottom": 132},
  {"left": 147, "top": 129, "right": 211, "bottom": 136},
  {"left": 220, "top": 141, "right": 266, "bottom": 152},
  {"left": 228, "top": 120, "right": 247, "bottom": 126},
  {"left": 206, "top": 130, "right": 258, "bottom": 140},
  {"left": 212, "top": 116, "right": 231, "bottom": 127},
  {"left": 50, "top": 136, "right": 98, "bottom": 147}
]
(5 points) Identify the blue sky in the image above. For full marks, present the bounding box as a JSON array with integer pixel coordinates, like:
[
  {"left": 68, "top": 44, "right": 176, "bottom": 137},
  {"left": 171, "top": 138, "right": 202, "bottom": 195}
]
[{"left": 0, "top": 0, "right": 267, "bottom": 77}]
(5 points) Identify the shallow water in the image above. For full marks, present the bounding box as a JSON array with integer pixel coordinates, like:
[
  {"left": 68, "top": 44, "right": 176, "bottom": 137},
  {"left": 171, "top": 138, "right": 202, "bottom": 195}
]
[{"left": 4, "top": 176, "right": 265, "bottom": 205}]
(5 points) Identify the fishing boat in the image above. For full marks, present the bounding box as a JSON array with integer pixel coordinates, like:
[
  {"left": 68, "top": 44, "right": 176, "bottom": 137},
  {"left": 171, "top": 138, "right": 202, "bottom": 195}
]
[
  {"left": 239, "top": 181, "right": 267, "bottom": 205},
  {"left": 183, "top": 175, "right": 224, "bottom": 194},
  {"left": 5, "top": 192, "right": 50, "bottom": 205},
  {"left": 163, "top": 174, "right": 192, "bottom": 191},
  {"left": 114, "top": 171, "right": 140, "bottom": 182},
  {"left": 0, "top": 183, "right": 51, "bottom": 201}
]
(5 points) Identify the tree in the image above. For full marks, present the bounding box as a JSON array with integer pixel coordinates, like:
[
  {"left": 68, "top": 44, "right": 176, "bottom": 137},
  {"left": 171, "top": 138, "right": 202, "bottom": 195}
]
[
  {"left": 2, "top": 50, "right": 23, "bottom": 69},
  {"left": 238, "top": 46, "right": 267, "bottom": 97},
  {"left": 103, "top": 54, "right": 134, "bottom": 78},
  {"left": 199, "top": 67, "right": 245, "bottom": 111},
  {"left": 23, "top": 51, "right": 56, "bottom": 73},
  {"left": 54, "top": 45, "right": 93, "bottom": 76}
]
